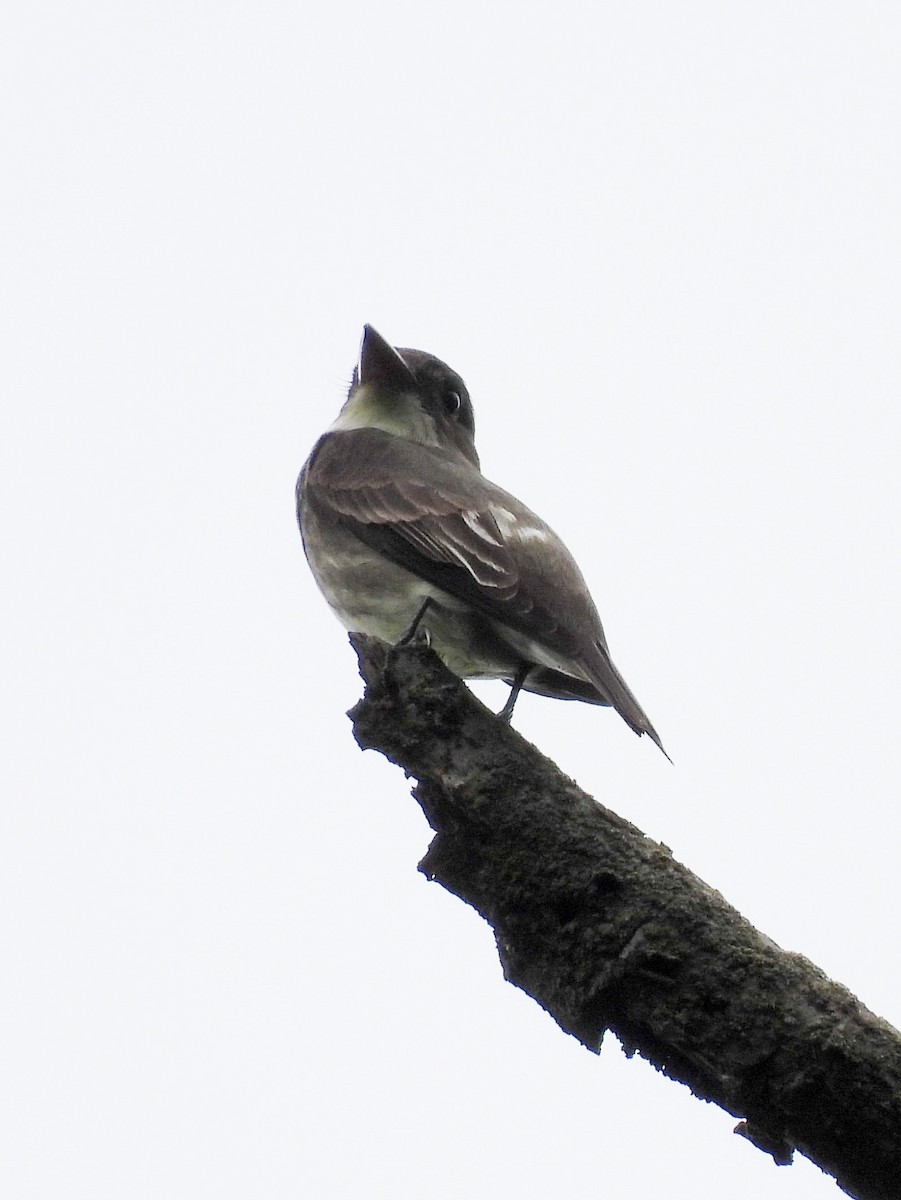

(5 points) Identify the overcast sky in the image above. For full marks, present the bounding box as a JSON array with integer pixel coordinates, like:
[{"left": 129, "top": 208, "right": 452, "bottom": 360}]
[{"left": 3, "top": 3, "right": 900, "bottom": 1197}]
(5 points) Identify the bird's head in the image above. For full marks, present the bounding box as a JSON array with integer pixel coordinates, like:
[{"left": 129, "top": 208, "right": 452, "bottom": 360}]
[{"left": 331, "top": 325, "right": 479, "bottom": 468}]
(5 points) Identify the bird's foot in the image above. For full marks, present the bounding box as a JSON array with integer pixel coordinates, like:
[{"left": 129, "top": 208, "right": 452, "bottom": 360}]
[
  {"left": 497, "top": 664, "right": 529, "bottom": 723},
  {"left": 397, "top": 597, "right": 434, "bottom": 646}
]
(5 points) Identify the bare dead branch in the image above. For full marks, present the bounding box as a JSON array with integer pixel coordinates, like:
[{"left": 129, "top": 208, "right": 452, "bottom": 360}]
[{"left": 347, "top": 634, "right": 901, "bottom": 1200}]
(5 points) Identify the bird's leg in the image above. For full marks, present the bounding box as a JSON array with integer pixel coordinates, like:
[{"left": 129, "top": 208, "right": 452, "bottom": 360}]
[
  {"left": 497, "top": 663, "right": 529, "bottom": 723},
  {"left": 397, "top": 597, "right": 434, "bottom": 646}
]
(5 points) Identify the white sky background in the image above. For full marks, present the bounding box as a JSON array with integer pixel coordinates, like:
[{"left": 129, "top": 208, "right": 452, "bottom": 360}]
[{"left": 2, "top": 2, "right": 900, "bottom": 1196}]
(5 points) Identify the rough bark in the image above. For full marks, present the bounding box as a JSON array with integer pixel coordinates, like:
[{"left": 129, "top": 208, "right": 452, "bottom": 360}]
[{"left": 347, "top": 634, "right": 901, "bottom": 1200}]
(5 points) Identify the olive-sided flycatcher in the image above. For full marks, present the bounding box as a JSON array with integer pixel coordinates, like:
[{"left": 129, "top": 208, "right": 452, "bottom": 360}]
[{"left": 297, "top": 325, "right": 667, "bottom": 757}]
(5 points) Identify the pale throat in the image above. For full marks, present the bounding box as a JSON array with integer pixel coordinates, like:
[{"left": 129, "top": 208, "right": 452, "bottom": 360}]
[{"left": 329, "top": 383, "right": 440, "bottom": 446}]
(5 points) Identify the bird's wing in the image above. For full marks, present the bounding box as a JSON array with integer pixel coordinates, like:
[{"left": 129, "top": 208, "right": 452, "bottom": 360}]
[
  {"left": 300, "top": 430, "right": 603, "bottom": 660},
  {"left": 301, "top": 430, "right": 667, "bottom": 755}
]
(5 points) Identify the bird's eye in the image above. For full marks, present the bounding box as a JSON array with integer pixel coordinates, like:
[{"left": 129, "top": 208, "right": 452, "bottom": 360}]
[{"left": 443, "top": 390, "right": 462, "bottom": 416}]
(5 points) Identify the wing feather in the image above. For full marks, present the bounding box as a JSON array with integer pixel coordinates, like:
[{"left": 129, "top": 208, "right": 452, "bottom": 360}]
[{"left": 301, "top": 430, "right": 606, "bottom": 661}]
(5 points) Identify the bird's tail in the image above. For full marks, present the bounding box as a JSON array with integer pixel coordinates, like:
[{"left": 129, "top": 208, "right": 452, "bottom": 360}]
[{"left": 585, "top": 647, "right": 671, "bottom": 762}]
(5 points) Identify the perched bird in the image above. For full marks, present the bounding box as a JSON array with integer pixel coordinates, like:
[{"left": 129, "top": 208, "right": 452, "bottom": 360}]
[{"left": 297, "top": 325, "right": 667, "bottom": 757}]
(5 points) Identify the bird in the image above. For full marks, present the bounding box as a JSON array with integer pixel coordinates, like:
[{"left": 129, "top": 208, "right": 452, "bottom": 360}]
[{"left": 296, "top": 325, "right": 667, "bottom": 757}]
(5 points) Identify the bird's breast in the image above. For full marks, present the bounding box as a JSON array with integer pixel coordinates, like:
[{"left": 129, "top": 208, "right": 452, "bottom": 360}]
[{"left": 300, "top": 509, "right": 520, "bottom": 680}]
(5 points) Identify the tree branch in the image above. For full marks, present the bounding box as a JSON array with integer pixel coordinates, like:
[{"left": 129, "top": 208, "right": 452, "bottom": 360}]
[{"left": 347, "top": 634, "right": 901, "bottom": 1200}]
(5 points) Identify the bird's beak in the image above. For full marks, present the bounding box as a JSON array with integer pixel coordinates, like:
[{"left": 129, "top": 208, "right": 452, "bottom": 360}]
[{"left": 358, "top": 325, "right": 417, "bottom": 391}]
